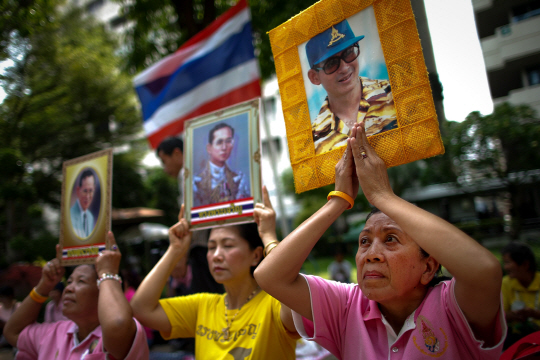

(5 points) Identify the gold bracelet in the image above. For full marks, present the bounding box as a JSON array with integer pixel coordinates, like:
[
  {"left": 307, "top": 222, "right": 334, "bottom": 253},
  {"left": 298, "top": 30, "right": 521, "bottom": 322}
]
[
  {"left": 327, "top": 191, "right": 354, "bottom": 210},
  {"left": 29, "top": 287, "right": 48, "bottom": 303},
  {"left": 264, "top": 241, "right": 279, "bottom": 257},
  {"left": 265, "top": 243, "right": 278, "bottom": 257}
]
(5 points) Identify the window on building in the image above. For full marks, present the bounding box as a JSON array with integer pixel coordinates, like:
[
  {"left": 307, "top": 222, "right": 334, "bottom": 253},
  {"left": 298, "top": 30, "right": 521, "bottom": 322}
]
[
  {"left": 512, "top": 0, "right": 540, "bottom": 22},
  {"left": 264, "top": 97, "right": 276, "bottom": 123},
  {"left": 527, "top": 65, "right": 540, "bottom": 86}
]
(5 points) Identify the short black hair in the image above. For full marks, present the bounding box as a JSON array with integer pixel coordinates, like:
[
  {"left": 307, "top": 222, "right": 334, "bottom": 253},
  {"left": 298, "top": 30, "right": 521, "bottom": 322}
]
[
  {"left": 208, "top": 123, "right": 234, "bottom": 144},
  {"left": 78, "top": 169, "right": 95, "bottom": 187},
  {"left": 156, "top": 137, "right": 184, "bottom": 157},
  {"left": 502, "top": 242, "right": 537, "bottom": 273}
]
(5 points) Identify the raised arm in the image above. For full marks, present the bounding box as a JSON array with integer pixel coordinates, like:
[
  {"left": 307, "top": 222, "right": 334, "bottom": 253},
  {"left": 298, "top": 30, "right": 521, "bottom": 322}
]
[
  {"left": 96, "top": 232, "right": 138, "bottom": 360},
  {"left": 131, "top": 206, "right": 191, "bottom": 335},
  {"left": 4, "top": 245, "right": 65, "bottom": 346},
  {"left": 254, "top": 143, "right": 359, "bottom": 321},
  {"left": 349, "top": 122, "right": 502, "bottom": 345},
  {"left": 253, "top": 186, "right": 297, "bottom": 332}
]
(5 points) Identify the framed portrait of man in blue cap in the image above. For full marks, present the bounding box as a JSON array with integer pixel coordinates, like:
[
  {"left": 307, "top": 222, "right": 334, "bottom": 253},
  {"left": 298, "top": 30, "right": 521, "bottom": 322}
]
[
  {"left": 299, "top": 8, "right": 396, "bottom": 156},
  {"left": 269, "top": 0, "right": 444, "bottom": 193}
]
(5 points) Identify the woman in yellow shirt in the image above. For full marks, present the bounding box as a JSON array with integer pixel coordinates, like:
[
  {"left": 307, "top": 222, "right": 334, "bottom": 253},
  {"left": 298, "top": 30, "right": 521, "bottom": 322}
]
[{"left": 131, "top": 190, "right": 298, "bottom": 360}]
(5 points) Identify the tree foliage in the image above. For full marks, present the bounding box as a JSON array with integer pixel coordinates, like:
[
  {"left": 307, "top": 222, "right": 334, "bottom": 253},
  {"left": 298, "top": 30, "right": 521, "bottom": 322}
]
[
  {"left": 0, "top": 6, "right": 143, "bottom": 261},
  {"left": 115, "top": 0, "right": 315, "bottom": 78}
]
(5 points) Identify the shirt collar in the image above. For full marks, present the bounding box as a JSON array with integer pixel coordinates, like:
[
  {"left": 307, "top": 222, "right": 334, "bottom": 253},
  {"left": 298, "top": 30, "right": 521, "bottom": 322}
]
[
  {"left": 76, "top": 199, "right": 89, "bottom": 215},
  {"left": 68, "top": 323, "right": 102, "bottom": 348},
  {"left": 209, "top": 161, "right": 225, "bottom": 177}
]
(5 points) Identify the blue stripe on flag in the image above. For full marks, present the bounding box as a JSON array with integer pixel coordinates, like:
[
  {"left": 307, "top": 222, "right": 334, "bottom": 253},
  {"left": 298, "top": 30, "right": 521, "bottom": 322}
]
[{"left": 136, "top": 22, "right": 255, "bottom": 122}]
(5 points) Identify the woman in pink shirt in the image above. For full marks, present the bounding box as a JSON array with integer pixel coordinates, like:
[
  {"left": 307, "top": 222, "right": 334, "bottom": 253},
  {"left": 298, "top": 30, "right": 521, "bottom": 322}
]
[
  {"left": 4, "top": 232, "right": 149, "bottom": 359},
  {"left": 255, "top": 123, "right": 507, "bottom": 359}
]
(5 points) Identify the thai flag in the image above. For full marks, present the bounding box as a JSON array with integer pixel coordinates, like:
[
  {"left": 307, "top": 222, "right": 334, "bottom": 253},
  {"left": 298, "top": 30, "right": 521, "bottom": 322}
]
[{"left": 133, "top": 0, "right": 261, "bottom": 148}]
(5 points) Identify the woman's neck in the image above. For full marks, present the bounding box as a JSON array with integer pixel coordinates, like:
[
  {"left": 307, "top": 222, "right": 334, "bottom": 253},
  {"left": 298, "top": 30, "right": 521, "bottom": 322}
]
[
  {"left": 224, "top": 277, "right": 260, "bottom": 309},
  {"left": 378, "top": 288, "right": 428, "bottom": 335},
  {"left": 72, "top": 317, "right": 100, "bottom": 342}
]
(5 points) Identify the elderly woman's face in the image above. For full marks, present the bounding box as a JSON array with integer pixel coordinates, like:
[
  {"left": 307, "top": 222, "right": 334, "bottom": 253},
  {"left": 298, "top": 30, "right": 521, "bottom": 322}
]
[
  {"left": 62, "top": 265, "right": 99, "bottom": 320},
  {"left": 356, "top": 212, "right": 432, "bottom": 304}
]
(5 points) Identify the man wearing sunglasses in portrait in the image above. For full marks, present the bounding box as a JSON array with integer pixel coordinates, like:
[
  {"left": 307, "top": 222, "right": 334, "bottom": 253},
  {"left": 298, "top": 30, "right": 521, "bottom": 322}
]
[{"left": 306, "top": 19, "right": 397, "bottom": 155}]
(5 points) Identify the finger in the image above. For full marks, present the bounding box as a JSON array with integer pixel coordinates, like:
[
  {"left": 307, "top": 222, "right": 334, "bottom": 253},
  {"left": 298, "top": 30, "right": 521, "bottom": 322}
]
[
  {"left": 56, "top": 244, "right": 62, "bottom": 261},
  {"left": 262, "top": 186, "right": 274, "bottom": 209},
  {"left": 107, "top": 231, "right": 119, "bottom": 252},
  {"left": 179, "top": 204, "right": 185, "bottom": 221}
]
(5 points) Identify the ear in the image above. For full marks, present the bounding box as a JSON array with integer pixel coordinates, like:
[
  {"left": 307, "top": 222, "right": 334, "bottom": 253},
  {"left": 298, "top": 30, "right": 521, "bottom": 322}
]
[
  {"left": 251, "top": 246, "right": 263, "bottom": 267},
  {"left": 420, "top": 256, "right": 439, "bottom": 286},
  {"left": 206, "top": 143, "right": 212, "bottom": 154},
  {"left": 308, "top": 69, "right": 321, "bottom": 85}
]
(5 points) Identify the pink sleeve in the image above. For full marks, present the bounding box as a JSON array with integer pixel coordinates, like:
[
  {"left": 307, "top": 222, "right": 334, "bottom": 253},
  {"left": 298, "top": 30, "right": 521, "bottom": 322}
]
[
  {"left": 292, "top": 275, "right": 352, "bottom": 358},
  {"left": 17, "top": 322, "right": 55, "bottom": 359},
  {"left": 123, "top": 318, "right": 150, "bottom": 360},
  {"left": 444, "top": 278, "right": 507, "bottom": 351}
]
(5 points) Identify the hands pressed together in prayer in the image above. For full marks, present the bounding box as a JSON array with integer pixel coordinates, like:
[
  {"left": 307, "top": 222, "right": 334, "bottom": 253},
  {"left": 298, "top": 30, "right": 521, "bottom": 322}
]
[{"left": 334, "top": 122, "right": 393, "bottom": 208}]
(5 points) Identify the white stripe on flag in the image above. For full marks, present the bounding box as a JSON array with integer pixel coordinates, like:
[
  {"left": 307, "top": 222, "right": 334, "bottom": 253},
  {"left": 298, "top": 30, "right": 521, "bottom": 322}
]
[
  {"left": 143, "top": 59, "right": 259, "bottom": 136},
  {"left": 133, "top": 8, "right": 250, "bottom": 87}
]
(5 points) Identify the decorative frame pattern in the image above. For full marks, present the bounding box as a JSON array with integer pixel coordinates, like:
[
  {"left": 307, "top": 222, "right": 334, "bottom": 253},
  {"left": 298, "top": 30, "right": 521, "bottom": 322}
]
[
  {"left": 60, "top": 149, "right": 113, "bottom": 265},
  {"left": 184, "top": 98, "right": 262, "bottom": 230},
  {"left": 269, "top": 0, "right": 444, "bottom": 193}
]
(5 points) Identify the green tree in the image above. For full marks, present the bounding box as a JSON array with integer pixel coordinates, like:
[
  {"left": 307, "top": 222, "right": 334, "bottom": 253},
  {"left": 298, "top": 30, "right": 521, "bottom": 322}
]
[
  {"left": 0, "top": 6, "right": 142, "bottom": 261},
  {"left": 144, "top": 167, "right": 179, "bottom": 226},
  {"left": 447, "top": 103, "right": 540, "bottom": 237},
  {"left": 115, "top": 0, "right": 315, "bottom": 78}
]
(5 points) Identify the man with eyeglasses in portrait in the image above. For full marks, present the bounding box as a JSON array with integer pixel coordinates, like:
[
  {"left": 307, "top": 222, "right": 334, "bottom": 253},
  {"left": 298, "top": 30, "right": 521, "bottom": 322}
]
[
  {"left": 306, "top": 19, "right": 397, "bottom": 155},
  {"left": 70, "top": 169, "right": 97, "bottom": 238},
  {"left": 193, "top": 123, "right": 250, "bottom": 207}
]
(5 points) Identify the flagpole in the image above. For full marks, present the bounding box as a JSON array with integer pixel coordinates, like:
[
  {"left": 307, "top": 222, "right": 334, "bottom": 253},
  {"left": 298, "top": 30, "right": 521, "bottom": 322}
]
[{"left": 260, "top": 96, "right": 290, "bottom": 237}]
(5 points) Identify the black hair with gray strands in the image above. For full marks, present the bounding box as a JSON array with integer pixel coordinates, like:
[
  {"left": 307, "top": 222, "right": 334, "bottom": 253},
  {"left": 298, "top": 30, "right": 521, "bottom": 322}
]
[{"left": 502, "top": 242, "right": 537, "bottom": 273}]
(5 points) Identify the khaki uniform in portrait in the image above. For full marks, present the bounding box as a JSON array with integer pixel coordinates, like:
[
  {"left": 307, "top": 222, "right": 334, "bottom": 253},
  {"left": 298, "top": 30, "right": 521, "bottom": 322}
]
[
  {"left": 193, "top": 161, "right": 250, "bottom": 207},
  {"left": 312, "top": 76, "right": 397, "bottom": 155}
]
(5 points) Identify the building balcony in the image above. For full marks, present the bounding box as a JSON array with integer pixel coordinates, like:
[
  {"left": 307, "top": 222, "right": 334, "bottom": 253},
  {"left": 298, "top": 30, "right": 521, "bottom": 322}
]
[
  {"left": 493, "top": 84, "right": 540, "bottom": 114},
  {"left": 481, "top": 15, "right": 540, "bottom": 71}
]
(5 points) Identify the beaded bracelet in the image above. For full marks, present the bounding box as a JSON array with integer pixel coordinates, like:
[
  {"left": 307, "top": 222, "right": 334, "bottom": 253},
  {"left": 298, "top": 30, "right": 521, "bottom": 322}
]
[
  {"left": 29, "top": 288, "right": 48, "bottom": 303},
  {"left": 96, "top": 273, "right": 122, "bottom": 288},
  {"left": 327, "top": 191, "right": 354, "bottom": 210},
  {"left": 264, "top": 241, "right": 279, "bottom": 257}
]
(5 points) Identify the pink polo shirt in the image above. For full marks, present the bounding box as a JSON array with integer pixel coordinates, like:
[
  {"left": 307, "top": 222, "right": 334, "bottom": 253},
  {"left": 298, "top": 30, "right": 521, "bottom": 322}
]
[
  {"left": 292, "top": 275, "right": 506, "bottom": 360},
  {"left": 16, "top": 318, "right": 149, "bottom": 360}
]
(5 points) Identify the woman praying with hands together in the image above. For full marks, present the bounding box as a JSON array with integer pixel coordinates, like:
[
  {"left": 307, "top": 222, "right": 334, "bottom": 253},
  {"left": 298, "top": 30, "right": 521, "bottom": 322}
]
[{"left": 254, "top": 123, "right": 506, "bottom": 359}]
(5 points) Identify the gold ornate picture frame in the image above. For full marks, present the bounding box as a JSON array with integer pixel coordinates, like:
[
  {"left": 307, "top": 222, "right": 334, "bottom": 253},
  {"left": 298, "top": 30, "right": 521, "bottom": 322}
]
[
  {"left": 60, "top": 149, "right": 113, "bottom": 265},
  {"left": 184, "top": 98, "right": 262, "bottom": 230},
  {"left": 269, "top": 0, "right": 444, "bottom": 193}
]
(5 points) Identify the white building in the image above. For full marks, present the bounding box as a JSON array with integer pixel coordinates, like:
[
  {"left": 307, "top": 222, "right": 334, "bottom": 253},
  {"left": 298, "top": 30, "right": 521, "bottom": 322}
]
[{"left": 473, "top": 0, "right": 540, "bottom": 114}]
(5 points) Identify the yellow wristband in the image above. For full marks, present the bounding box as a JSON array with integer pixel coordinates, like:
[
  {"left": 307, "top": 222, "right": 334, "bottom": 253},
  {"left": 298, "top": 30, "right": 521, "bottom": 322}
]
[
  {"left": 327, "top": 191, "right": 354, "bottom": 210},
  {"left": 29, "top": 287, "right": 48, "bottom": 303}
]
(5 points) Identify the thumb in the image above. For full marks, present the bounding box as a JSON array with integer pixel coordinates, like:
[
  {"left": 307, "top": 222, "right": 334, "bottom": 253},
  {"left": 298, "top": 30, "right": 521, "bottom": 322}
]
[
  {"left": 262, "top": 186, "right": 273, "bottom": 209},
  {"left": 179, "top": 204, "right": 185, "bottom": 221}
]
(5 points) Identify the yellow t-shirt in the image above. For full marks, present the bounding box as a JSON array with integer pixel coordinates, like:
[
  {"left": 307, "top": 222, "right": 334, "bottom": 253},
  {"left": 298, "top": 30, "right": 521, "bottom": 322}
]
[
  {"left": 159, "top": 291, "right": 298, "bottom": 360},
  {"left": 502, "top": 272, "right": 540, "bottom": 327}
]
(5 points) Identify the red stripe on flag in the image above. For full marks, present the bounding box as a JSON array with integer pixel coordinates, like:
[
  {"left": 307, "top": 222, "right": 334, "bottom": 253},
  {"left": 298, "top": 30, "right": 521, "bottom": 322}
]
[
  {"left": 178, "top": 0, "right": 248, "bottom": 51},
  {"left": 147, "top": 79, "right": 261, "bottom": 148}
]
